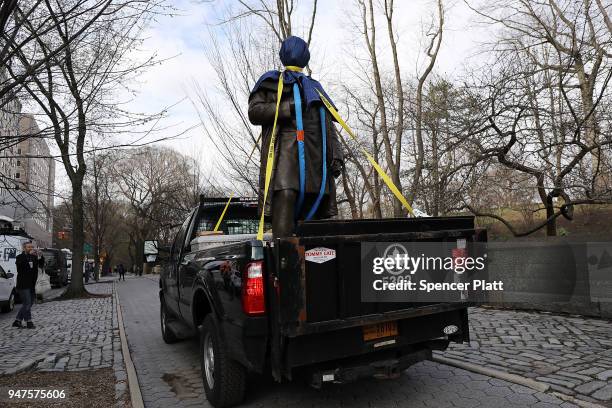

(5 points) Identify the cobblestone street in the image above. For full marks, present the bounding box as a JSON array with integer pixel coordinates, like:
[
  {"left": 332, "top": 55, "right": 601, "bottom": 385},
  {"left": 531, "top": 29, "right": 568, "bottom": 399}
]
[
  {"left": 439, "top": 307, "right": 612, "bottom": 404},
  {"left": 118, "top": 276, "right": 585, "bottom": 408}
]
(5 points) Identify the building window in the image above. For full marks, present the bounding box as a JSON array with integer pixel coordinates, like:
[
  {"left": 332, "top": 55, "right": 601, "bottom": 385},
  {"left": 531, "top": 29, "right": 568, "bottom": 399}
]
[
  {"left": 16, "top": 160, "right": 20, "bottom": 166},
  {"left": 17, "top": 148, "right": 21, "bottom": 155},
  {"left": 15, "top": 172, "right": 20, "bottom": 179}
]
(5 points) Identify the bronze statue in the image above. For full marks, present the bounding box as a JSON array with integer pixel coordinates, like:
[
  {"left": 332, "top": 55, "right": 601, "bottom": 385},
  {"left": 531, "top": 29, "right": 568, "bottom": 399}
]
[{"left": 249, "top": 36, "right": 344, "bottom": 238}]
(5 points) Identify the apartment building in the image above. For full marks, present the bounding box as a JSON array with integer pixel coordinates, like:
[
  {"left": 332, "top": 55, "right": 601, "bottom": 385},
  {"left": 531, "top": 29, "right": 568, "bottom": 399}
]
[{"left": 0, "top": 106, "right": 55, "bottom": 247}]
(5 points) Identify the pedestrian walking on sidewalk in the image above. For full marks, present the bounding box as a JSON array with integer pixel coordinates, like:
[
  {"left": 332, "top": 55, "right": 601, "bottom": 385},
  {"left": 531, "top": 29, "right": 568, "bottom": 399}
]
[
  {"left": 118, "top": 264, "right": 125, "bottom": 281},
  {"left": 13, "top": 242, "right": 44, "bottom": 329}
]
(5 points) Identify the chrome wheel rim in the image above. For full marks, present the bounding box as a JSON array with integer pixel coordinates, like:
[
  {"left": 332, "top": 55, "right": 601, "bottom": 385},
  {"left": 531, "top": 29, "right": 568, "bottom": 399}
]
[{"left": 204, "top": 332, "right": 215, "bottom": 389}]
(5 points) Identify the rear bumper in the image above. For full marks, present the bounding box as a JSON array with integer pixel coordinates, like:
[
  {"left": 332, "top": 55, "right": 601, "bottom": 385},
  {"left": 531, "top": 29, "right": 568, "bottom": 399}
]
[
  {"left": 284, "top": 307, "right": 468, "bottom": 372},
  {"left": 309, "top": 348, "right": 431, "bottom": 388}
]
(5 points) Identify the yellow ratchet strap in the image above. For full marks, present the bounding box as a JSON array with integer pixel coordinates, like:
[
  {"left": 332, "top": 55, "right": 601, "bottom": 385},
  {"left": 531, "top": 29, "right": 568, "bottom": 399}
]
[
  {"left": 213, "top": 194, "right": 233, "bottom": 232},
  {"left": 284, "top": 65, "right": 304, "bottom": 72},
  {"left": 257, "top": 74, "right": 284, "bottom": 241},
  {"left": 316, "top": 90, "right": 415, "bottom": 217}
]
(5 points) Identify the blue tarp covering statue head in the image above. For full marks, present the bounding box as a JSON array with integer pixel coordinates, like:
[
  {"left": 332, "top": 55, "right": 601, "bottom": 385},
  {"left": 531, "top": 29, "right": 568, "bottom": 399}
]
[
  {"left": 279, "top": 35, "right": 310, "bottom": 67},
  {"left": 251, "top": 36, "right": 334, "bottom": 107}
]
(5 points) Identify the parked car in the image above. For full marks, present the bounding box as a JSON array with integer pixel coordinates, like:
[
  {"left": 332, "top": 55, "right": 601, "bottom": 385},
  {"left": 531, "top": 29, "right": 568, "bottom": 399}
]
[
  {"left": 0, "top": 265, "right": 15, "bottom": 312},
  {"left": 41, "top": 248, "right": 69, "bottom": 288},
  {"left": 155, "top": 196, "right": 488, "bottom": 407}
]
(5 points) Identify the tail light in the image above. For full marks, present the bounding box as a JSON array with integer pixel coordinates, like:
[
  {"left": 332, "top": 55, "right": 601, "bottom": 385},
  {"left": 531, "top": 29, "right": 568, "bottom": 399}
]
[
  {"left": 452, "top": 239, "right": 469, "bottom": 301},
  {"left": 451, "top": 238, "right": 468, "bottom": 273},
  {"left": 242, "top": 261, "right": 265, "bottom": 316}
]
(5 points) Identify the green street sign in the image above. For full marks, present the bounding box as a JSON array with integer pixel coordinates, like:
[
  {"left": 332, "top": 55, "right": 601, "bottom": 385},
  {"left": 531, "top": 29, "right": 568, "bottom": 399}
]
[{"left": 84, "top": 243, "right": 93, "bottom": 254}]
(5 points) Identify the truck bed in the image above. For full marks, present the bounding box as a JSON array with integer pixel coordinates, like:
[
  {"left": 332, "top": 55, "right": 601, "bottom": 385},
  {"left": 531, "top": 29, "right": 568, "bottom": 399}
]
[{"left": 265, "top": 216, "right": 486, "bottom": 379}]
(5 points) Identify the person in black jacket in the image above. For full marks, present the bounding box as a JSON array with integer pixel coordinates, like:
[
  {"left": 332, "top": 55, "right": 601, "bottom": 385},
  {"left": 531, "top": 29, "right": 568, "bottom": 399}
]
[{"left": 12, "top": 242, "right": 44, "bottom": 329}]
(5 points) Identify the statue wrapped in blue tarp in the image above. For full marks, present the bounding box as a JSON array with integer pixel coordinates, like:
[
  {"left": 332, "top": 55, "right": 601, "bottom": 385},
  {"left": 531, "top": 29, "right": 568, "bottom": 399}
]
[{"left": 249, "top": 36, "right": 344, "bottom": 238}]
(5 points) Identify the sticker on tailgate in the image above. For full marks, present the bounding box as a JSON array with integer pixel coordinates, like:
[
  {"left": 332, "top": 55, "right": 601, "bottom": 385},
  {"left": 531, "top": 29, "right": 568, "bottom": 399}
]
[{"left": 305, "top": 247, "right": 336, "bottom": 263}]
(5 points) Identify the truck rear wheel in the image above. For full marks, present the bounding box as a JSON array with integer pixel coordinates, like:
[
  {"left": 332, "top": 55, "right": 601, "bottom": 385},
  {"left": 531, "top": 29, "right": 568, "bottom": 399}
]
[
  {"left": 160, "top": 298, "right": 178, "bottom": 344},
  {"left": 201, "top": 315, "right": 246, "bottom": 408}
]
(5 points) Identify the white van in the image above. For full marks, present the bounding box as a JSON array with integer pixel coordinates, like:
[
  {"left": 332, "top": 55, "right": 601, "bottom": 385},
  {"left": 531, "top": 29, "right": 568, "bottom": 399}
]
[{"left": 0, "top": 233, "right": 29, "bottom": 312}]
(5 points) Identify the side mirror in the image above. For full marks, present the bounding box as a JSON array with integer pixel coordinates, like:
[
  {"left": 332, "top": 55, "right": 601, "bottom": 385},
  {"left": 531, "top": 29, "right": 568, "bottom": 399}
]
[
  {"left": 6, "top": 272, "right": 14, "bottom": 279},
  {"left": 144, "top": 240, "right": 164, "bottom": 264}
]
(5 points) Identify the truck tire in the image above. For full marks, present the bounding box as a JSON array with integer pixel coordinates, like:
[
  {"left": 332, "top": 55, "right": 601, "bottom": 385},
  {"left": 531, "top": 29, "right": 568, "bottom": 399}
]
[
  {"left": 1, "top": 291, "right": 15, "bottom": 313},
  {"left": 160, "top": 298, "right": 178, "bottom": 344},
  {"left": 201, "top": 315, "right": 246, "bottom": 408}
]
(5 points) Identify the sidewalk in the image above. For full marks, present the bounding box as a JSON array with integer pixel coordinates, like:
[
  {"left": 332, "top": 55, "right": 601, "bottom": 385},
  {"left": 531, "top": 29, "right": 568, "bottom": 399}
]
[
  {"left": 438, "top": 307, "right": 612, "bottom": 404},
  {"left": 0, "top": 280, "right": 129, "bottom": 407}
]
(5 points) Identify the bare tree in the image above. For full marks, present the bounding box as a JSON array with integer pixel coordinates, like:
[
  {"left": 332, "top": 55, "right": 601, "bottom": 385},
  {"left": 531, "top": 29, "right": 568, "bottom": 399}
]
[
  {"left": 113, "top": 146, "right": 217, "bottom": 268},
  {"left": 5, "top": 0, "right": 167, "bottom": 296},
  {"left": 410, "top": 0, "right": 444, "bottom": 206},
  {"left": 470, "top": 0, "right": 611, "bottom": 194},
  {"left": 83, "top": 150, "right": 119, "bottom": 280},
  {"left": 463, "top": 54, "right": 612, "bottom": 236},
  {"left": 0, "top": 1, "right": 124, "bottom": 105}
]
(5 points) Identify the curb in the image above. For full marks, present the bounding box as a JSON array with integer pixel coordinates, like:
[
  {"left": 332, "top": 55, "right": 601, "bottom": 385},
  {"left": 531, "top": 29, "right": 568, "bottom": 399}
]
[
  {"left": 551, "top": 392, "right": 607, "bottom": 408},
  {"left": 115, "top": 286, "right": 145, "bottom": 408},
  {"left": 432, "top": 355, "right": 606, "bottom": 408},
  {"left": 432, "top": 355, "right": 550, "bottom": 392}
]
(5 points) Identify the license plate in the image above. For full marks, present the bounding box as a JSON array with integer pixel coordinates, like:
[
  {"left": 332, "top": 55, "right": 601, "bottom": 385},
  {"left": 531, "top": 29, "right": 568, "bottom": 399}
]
[{"left": 363, "top": 321, "right": 398, "bottom": 341}]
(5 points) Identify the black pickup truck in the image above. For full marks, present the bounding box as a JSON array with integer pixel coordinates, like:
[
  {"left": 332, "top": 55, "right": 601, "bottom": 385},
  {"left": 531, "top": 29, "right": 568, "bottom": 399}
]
[{"left": 154, "top": 196, "right": 487, "bottom": 407}]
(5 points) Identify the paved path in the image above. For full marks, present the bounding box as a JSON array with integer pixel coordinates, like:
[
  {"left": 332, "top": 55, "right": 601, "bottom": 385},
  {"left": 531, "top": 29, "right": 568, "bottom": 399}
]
[
  {"left": 0, "top": 280, "right": 129, "bottom": 405},
  {"left": 0, "top": 282, "right": 115, "bottom": 374},
  {"left": 118, "top": 276, "right": 580, "bottom": 408},
  {"left": 438, "top": 307, "right": 612, "bottom": 403}
]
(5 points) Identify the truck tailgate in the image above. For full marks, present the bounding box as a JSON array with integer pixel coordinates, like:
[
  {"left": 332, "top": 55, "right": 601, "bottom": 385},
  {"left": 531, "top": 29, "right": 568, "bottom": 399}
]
[{"left": 274, "top": 217, "right": 484, "bottom": 333}]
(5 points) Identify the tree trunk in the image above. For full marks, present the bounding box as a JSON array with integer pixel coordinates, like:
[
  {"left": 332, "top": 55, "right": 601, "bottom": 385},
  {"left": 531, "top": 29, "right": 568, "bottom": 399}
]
[
  {"left": 545, "top": 195, "right": 557, "bottom": 237},
  {"left": 65, "top": 176, "right": 86, "bottom": 296},
  {"left": 432, "top": 127, "right": 440, "bottom": 216}
]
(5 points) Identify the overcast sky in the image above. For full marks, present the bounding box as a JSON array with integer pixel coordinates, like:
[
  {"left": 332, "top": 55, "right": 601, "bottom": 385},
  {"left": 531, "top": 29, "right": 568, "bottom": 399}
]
[{"left": 53, "top": 0, "right": 493, "bottom": 196}]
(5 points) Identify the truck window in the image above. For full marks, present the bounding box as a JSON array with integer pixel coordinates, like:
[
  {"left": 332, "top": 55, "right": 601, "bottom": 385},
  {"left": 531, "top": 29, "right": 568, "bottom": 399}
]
[
  {"left": 183, "top": 209, "right": 199, "bottom": 251},
  {"left": 196, "top": 218, "right": 263, "bottom": 235},
  {"left": 171, "top": 210, "right": 195, "bottom": 262},
  {"left": 190, "top": 200, "right": 270, "bottom": 237}
]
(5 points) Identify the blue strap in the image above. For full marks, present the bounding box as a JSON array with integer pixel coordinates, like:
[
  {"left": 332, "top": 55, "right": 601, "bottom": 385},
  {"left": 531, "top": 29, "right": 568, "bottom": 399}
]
[
  {"left": 305, "top": 107, "right": 327, "bottom": 221},
  {"left": 293, "top": 83, "right": 306, "bottom": 218}
]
